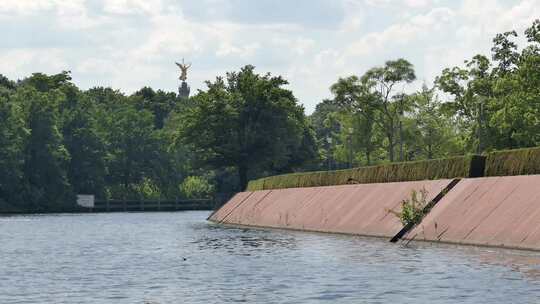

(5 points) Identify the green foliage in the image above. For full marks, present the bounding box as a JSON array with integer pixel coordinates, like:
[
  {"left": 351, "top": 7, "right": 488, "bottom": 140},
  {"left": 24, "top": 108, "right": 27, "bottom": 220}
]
[
  {"left": 175, "top": 65, "right": 317, "bottom": 190},
  {"left": 309, "top": 19, "right": 540, "bottom": 173},
  {"left": 484, "top": 147, "right": 540, "bottom": 176},
  {"left": 17, "top": 86, "right": 73, "bottom": 210},
  {"left": 359, "top": 59, "right": 416, "bottom": 162},
  {"left": 132, "top": 178, "right": 161, "bottom": 200},
  {"left": 387, "top": 188, "right": 429, "bottom": 226},
  {"left": 409, "top": 86, "right": 465, "bottom": 159},
  {"left": 102, "top": 104, "right": 159, "bottom": 199},
  {"left": 435, "top": 20, "right": 540, "bottom": 153},
  {"left": 247, "top": 155, "right": 484, "bottom": 191},
  {"left": 0, "top": 94, "right": 26, "bottom": 204},
  {"left": 61, "top": 88, "right": 107, "bottom": 197},
  {"left": 0, "top": 72, "right": 192, "bottom": 212},
  {"left": 133, "top": 87, "right": 178, "bottom": 129},
  {"left": 180, "top": 176, "right": 215, "bottom": 199}
]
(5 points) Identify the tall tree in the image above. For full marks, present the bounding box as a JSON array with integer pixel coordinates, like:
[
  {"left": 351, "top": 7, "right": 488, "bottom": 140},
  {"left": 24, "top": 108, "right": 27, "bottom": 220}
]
[
  {"left": 102, "top": 104, "right": 159, "bottom": 199},
  {"left": 61, "top": 90, "right": 107, "bottom": 197},
  {"left": 16, "top": 87, "right": 73, "bottom": 210},
  {"left": 492, "top": 20, "right": 540, "bottom": 147},
  {"left": 410, "top": 85, "right": 464, "bottom": 159},
  {"left": 133, "top": 87, "right": 178, "bottom": 129},
  {"left": 330, "top": 76, "right": 377, "bottom": 165},
  {"left": 436, "top": 55, "right": 493, "bottom": 153},
  {"left": 0, "top": 94, "right": 26, "bottom": 207},
  {"left": 362, "top": 59, "right": 416, "bottom": 161},
  {"left": 176, "top": 65, "right": 316, "bottom": 190}
]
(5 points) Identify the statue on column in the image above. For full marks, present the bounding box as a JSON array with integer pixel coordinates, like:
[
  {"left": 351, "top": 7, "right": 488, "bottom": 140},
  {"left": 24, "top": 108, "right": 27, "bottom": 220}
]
[{"left": 175, "top": 58, "right": 191, "bottom": 98}]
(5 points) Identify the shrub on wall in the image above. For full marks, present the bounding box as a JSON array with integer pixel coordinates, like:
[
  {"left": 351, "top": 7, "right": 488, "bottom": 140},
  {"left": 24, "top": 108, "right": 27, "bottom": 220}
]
[
  {"left": 247, "top": 155, "right": 485, "bottom": 191},
  {"left": 484, "top": 147, "right": 540, "bottom": 177}
]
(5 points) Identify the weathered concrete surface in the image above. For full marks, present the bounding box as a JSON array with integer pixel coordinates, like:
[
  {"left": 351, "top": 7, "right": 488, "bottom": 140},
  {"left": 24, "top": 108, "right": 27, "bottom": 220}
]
[
  {"left": 208, "top": 191, "right": 252, "bottom": 223},
  {"left": 209, "top": 180, "right": 452, "bottom": 238},
  {"left": 405, "top": 175, "right": 540, "bottom": 250}
]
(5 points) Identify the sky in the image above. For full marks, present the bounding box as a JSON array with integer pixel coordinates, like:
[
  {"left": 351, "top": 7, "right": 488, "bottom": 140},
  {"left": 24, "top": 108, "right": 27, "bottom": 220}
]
[{"left": 1, "top": 0, "right": 539, "bottom": 113}]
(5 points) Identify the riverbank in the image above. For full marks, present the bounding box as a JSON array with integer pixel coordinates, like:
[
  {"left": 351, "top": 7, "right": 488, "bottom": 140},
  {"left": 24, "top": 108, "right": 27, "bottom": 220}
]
[{"left": 210, "top": 147, "right": 540, "bottom": 251}]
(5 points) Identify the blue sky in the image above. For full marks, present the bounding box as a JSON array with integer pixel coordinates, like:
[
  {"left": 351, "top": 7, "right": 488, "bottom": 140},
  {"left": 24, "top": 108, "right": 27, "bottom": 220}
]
[{"left": 1, "top": 0, "right": 538, "bottom": 113}]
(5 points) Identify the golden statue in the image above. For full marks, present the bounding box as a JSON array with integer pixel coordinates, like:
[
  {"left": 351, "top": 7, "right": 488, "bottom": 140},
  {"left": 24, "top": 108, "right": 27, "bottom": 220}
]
[{"left": 175, "top": 58, "right": 191, "bottom": 81}]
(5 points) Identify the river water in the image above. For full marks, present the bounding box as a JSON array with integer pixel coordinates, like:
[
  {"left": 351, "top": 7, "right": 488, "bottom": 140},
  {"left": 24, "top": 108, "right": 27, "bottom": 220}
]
[{"left": 1, "top": 211, "right": 539, "bottom": 303}]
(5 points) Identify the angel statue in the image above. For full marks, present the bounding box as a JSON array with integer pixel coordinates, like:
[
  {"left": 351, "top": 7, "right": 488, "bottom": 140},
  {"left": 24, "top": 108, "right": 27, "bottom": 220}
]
[{"left": 175, "top": 59, "right": 192, "bottom": 81}]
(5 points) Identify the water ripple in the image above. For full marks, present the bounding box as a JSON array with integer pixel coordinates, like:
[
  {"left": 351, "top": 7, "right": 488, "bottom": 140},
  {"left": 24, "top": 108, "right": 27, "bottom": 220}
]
[{"left": 1, "top": 211, "right": 539, "bottom": 303}]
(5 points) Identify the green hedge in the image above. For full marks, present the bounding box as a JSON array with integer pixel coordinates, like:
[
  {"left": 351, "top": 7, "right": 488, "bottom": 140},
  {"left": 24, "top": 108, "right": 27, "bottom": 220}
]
[
  {"left": 484, "top": 147, "right": 540, "bottom": 176},
  {"left": 247, "top": 155, "right": 485, "bottom": 191}
]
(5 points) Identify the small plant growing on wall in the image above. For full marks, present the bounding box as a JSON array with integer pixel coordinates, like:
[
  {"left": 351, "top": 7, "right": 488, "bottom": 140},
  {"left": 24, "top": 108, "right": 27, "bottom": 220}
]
[{"left": 388, "top": 188, "right": 429, "bottom": 226}]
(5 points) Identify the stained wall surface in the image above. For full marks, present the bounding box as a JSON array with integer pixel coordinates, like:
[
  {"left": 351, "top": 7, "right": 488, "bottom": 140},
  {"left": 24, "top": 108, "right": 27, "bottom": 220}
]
[
  {"left": 209, "top": 180, "right": 452, "bottom": 238},
  {"left": 405, "top": 175, "right": 540, "bottom": 250}
]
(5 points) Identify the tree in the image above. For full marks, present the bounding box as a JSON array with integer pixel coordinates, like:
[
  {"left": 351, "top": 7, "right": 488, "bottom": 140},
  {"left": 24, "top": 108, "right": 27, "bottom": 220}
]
[
  {"left": 436, "top": 55, "right": 494, "bottom": 153},
  {"left": 0, "top": 94, "right": 26, "bottom": 207},
  {"left": 436, "top": 20, "right": 540, "bottom": 152},
  {"left": 361, "top": 59, "right": 416, "bottom": 161},
  {"left": 16, "top": 87, "right": 73, "bottom": 210},
  {"left": 176, "top": 65, "right": 316, "bottom": 190},
  {"left": 61, "top": 91, "right": 107, "bottom": 197},
  {"left": 101, "top": 104, "right": 159, "bottom": 199},
  {"left": 491, "top": 30, "right": 519, "bottom": 75},
  {"left": 492, "top": 20, "right": 540, "bottom": 147},
  {"left": 330, "top": 59, "right": 415, "bottom": 163},
  {"left": 180, "top": 176, "right": 214, "bottom": 199},
  {"left": 0, "top": 74, "right": 16, "bottom": 99},
  {"left": 410, "top": 85, "right": 464, "bottom": 159},
  {"left": 132, "top": 87, "right": 178, "bottom": 129},
  {"left": 330, "top": 76, "right": 377, "bottom": 165},
  {"left": 21, "top": 71, "right": 72, "bottom": 92}
]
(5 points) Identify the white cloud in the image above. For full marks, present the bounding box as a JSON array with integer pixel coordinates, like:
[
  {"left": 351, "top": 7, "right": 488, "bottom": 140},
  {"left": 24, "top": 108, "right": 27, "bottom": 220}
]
[
  {"left": 216, "top": 43, "right": 260, "bottom": 57},
  {"left": 0, "top": 0, "right": 56, "bottom": 14},
  {"left": 0, "top": 0, "right": 88, "bottom": 19},
  {"left": 102, "top": 0, "right": 165, "bottom": 16},
  {"left": 364, "top": 0, "right": 439, "bottom": 8},
  {"left": 0, "top": 0, "right": 539, "bottom": 113},
  {"left": 0, "top": 48, "right": 68, "bottom": 78},
  {"left": 346, "top": 7, "right": 455, "bottom": 57},
  {"left": 339, "top": 0, "right": 365, "bottom": 32},
  {"left": 404, "top": 0, "right": 433, "bottom": 8}
]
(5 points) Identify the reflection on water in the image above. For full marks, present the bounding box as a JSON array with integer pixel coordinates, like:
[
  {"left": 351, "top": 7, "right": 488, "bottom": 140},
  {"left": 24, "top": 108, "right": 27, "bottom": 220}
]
[
  {"left": 1, "top": 211, "right": 540, "bottom": 303},
  {"left": 401, "top": 240, "right": 540, "bottom": 282},
  {"left": 192, "top": 224, "right": 298, "bottom": 254}
]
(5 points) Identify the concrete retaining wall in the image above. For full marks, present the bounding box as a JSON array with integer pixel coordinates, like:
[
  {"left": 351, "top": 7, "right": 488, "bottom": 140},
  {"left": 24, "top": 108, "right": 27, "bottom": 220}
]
[
  {"left": 210, "top": 174, "right": 540, "bottom": 250},
  {"left": 404, "top": 175, "right": 540, "bottom": 250},
  {"left": 209, "top": 179, "right": 453, "bottom": 238}
]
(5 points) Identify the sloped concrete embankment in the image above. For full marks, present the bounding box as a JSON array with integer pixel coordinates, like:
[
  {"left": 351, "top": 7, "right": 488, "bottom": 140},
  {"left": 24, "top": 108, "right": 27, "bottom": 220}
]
[
  {"left": 209, "top": 179, "right": 453, "bottom": 238},
  {"left": 403, "top": 175, "right": 540, "bottom": 250}
]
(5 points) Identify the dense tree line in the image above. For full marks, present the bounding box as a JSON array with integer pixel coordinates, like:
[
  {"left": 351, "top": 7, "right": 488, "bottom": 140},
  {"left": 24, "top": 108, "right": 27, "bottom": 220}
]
[
  {"left": 314, "top": 20, "right": 540, "bottom": 169},
  {"left": 0, "top": 72, "right": 206, "bottom": 211},
  {"left": 0, "top": 67, "right": 316, "bottom": 212},
  {"left": 0, "top": 20, "right": 539, "bottom": 212}
]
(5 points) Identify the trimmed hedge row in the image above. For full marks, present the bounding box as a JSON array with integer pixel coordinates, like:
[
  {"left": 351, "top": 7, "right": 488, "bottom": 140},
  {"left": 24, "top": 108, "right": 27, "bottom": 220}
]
[
  {"left": 246, "top": 147, "right": 540, "bottom": 191},
  {"left": 247, "top": 155, "right": 485, "bottom": 191},
  {"left": 484, "top": 146, "right": 540, "bottom": 177}
]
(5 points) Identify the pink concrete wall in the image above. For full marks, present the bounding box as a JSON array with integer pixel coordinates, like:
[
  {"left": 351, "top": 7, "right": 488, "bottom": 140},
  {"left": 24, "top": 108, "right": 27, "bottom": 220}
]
[
  {"left": 209, "top": 179, "right": 452, "bottom": 238},
  {"left": 405, "top": 175, "right": 540, "bottom": 250},
  {"left": 208, "top": 191, "right": 252, "bottom": 223}
]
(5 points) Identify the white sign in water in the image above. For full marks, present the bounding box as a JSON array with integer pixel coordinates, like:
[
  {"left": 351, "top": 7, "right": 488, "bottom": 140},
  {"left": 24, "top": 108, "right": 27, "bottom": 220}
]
[{"left": 77, "top": 195, "right": 95, "bottom": 208}]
